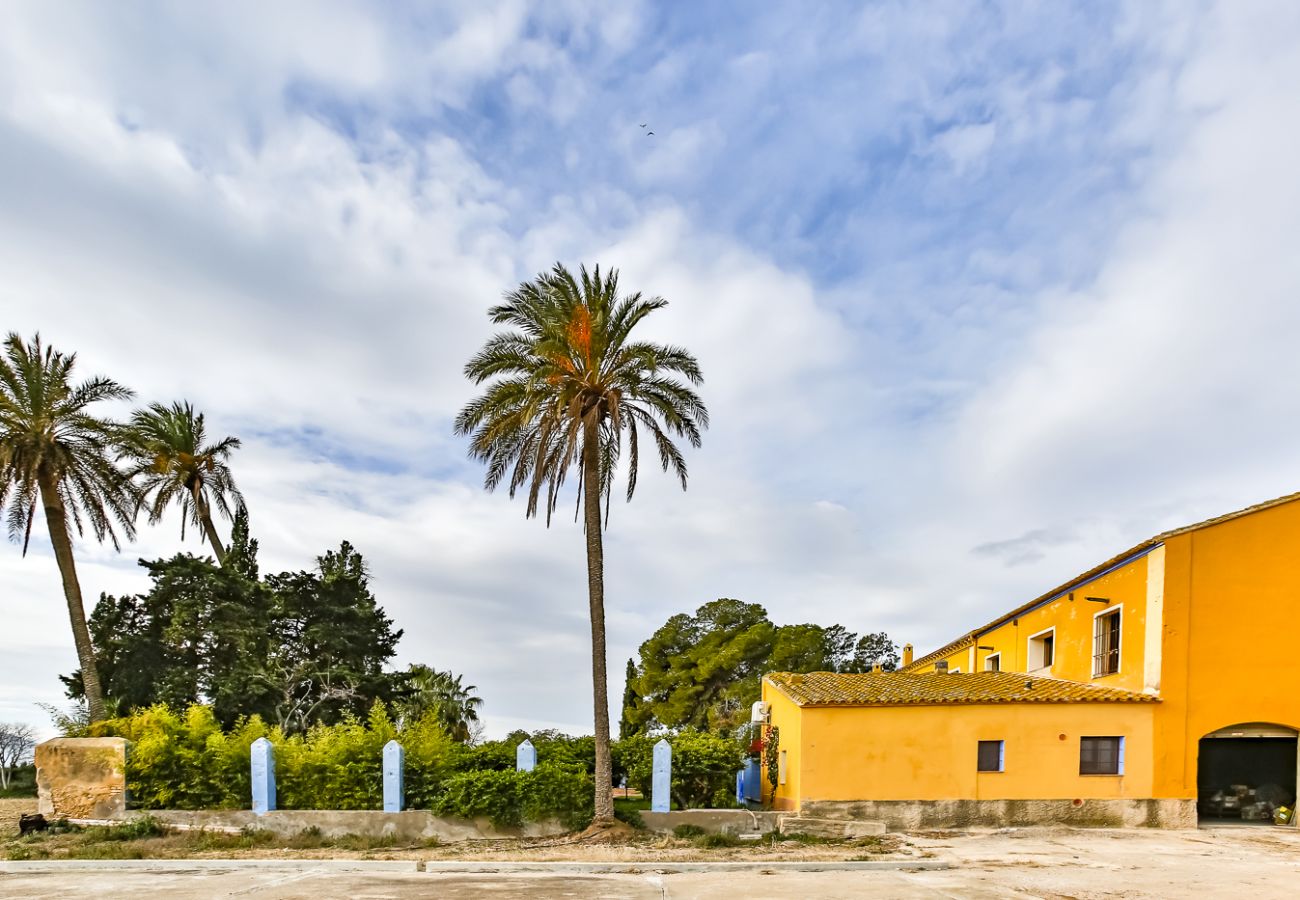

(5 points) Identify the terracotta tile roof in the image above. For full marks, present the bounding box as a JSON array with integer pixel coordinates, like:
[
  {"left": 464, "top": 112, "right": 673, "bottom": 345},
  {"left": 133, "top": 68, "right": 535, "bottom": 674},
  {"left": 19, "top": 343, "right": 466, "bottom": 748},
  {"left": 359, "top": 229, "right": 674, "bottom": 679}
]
[
  {"left": 904, "top": 489, "right": 1300, "bottom": 672},
  {"left": 765, "top": 671, "right": 1158, "bottom": 707}
]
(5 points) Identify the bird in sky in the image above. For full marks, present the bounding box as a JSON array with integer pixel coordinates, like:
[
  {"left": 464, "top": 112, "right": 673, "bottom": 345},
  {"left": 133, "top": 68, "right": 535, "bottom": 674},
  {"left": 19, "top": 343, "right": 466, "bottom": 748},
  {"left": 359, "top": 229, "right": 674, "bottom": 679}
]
[
  {"left": 639, "top": 123, "right": 647, "bottom": 127},
  {"left": 646, "top": 131, "right": 654, "bottom": 136}
]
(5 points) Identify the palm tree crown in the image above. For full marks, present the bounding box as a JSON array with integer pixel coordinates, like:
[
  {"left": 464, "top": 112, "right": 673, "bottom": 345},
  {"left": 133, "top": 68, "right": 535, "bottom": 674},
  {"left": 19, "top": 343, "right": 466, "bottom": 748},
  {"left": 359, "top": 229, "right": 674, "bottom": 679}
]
[
  {"left": 124, "top": 401, "right": 242, "bottom": 563},
  {"left": 455, "top": 264, "right": 707, "bottom": 522},
  {"left": 0, "top": 334, "right": 136, "bottom": 552},
  {"left": 0, "top": 332, "right": 137, "bottom": 721},
  {"left": 399, "top": 664, "right": 483, "bottom": 743}
]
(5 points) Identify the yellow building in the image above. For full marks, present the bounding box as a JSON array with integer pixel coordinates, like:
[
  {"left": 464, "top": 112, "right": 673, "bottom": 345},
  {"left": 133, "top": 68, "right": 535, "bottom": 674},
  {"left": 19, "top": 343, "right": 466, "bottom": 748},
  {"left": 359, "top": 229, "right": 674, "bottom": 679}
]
[{"left": 761, "top": 492, "right": 1300, "bottom": 829}]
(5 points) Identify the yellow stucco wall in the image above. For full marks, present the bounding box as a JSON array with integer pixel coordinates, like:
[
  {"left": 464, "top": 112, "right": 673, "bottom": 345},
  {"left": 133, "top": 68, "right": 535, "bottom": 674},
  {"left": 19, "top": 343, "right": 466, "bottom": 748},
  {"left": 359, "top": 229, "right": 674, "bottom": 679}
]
[
  {"left": 923, "top": 553, "right": 1153, "bottom": 690},
  {"left": 1152, "top": 499, "right": 1300, "bottom": 798},
  {"left": 762, "top": 694, "right": 1154, "bottom": 806},
  {"left": 762, "top": 680, "right": 803, "bottom": 811}
]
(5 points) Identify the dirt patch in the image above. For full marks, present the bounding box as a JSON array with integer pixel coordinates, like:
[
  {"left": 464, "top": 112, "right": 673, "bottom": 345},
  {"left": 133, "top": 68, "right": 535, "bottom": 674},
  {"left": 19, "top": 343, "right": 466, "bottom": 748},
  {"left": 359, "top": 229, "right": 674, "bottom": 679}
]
[{"left": 1, "top": 816, "right": 914, "bottom": 863}]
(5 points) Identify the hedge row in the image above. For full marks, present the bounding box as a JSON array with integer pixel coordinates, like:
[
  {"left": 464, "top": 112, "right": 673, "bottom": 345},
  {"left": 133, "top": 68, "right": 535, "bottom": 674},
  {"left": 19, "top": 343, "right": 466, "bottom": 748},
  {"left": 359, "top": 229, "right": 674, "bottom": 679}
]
[{"left": 85, "top": 704, "right": 744, "bottom": 825}]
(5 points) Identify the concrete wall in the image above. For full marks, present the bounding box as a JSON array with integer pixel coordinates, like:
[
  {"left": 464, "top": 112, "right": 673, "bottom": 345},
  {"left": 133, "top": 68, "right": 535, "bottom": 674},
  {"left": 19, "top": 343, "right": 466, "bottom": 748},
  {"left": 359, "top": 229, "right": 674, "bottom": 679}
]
[
  {"left": 640, "top": 809, "right": 781, "bottom": 835},
  {"left": 35, "top": 738, "right": 128, "bottom": 820},
  {"left": 802, "top": 798, "right": 1197, "bottom": 830},
  {"left": 139, "top": 809, "right": 569, "bottom": 841}
]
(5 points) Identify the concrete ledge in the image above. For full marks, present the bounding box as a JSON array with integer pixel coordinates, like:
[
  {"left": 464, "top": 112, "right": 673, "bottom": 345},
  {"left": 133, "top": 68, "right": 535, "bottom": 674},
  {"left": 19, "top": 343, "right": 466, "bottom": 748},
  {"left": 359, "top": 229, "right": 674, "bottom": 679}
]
[
  {"left": 420, "top": 860, "right": 952, "bottom": 873},
  {"left": 136, "top": 809, "right": 568, "bottom": 841},
  {"left": 0, "top": 859, "right": 421, "bottom": 873},
  {"left": 800, "top": 798, "right": 1198, "bottom": 830},
  {"left": 779, "top": 816, "right": 886, "bottom": 838},
  {"left": 639, "top": 809, "right": 782, "bottom": 835}
]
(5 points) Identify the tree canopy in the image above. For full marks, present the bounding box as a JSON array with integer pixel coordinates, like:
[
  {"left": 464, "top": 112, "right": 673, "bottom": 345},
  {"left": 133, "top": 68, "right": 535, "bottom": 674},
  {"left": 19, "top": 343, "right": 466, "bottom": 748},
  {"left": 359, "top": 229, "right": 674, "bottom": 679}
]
[
  {"left": 623, "top": 598, "right": 899, "bottom": 733},
  {"left": 63, "top": 510, "right": 411, "bottom": 731}
]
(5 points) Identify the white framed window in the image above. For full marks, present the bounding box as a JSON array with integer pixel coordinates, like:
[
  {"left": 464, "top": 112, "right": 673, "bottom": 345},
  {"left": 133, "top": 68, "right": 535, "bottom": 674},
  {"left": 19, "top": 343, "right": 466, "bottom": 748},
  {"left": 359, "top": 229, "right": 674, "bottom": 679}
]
[
  {"left": 778, "top": 750, "right": 787, "bottom": 785},
  {"left": 1080, "top": 736, "right": 1125, "bottom": 775},
  {"left": 984, "top": 653, "right": 1001, "bottom": 672},
  {"left": 1027, "top": 627, "right": 1055, "bottom": 670},
  {"left": 1092, "top": 607, "right": 1122, "bottom": 677}
]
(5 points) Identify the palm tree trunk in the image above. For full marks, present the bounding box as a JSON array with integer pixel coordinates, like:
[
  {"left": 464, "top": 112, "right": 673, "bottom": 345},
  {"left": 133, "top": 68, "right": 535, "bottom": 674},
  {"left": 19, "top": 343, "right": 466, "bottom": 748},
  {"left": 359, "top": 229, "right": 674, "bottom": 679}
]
[
  {"left": 582, "top": 416, "right": 615, "bottom": 823},
  {"left": 37, "top": 475, "right": 107, "bottom": 722},
  {"left": 192, "top": 484, "right": 226, "bottom": 564}
]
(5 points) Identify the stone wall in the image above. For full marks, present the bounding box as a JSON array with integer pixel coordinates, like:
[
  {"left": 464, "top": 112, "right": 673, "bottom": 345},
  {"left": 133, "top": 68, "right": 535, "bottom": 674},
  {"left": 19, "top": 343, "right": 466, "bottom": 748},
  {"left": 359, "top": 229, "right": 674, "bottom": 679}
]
[
  {"left": 35, "top": 738, "right": 129, "bottom": 820},
  {"left": 800, "top": 798, "right": 1198, "bottom": 830}
]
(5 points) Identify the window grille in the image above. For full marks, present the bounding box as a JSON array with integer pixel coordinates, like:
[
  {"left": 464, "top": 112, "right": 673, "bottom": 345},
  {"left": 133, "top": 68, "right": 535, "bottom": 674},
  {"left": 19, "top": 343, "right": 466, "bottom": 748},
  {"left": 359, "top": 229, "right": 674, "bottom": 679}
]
[{"left": 1092, "top": 609, "right": 1121, "bottom": 676}]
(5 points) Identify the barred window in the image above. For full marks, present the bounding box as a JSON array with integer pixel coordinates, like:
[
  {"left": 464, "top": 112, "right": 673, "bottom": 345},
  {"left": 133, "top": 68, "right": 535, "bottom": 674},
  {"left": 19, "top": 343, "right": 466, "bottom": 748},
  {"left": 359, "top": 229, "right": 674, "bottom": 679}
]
[{"left": 1092, "top": 608, "right": 1121, "bottom": 676}]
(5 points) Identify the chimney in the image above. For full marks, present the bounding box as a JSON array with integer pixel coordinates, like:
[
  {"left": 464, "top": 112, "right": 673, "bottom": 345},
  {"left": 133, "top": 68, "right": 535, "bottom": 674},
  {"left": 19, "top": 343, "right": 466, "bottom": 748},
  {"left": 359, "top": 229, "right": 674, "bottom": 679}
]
[
  {"left": 872, "top": 662, "right": 883, "bottom": 673},
  {"left": 935, "top": 660, "right": 949, "bottom": 674},
  {"left": 903, "top": 643, "right": 914, "bottom": 667}
]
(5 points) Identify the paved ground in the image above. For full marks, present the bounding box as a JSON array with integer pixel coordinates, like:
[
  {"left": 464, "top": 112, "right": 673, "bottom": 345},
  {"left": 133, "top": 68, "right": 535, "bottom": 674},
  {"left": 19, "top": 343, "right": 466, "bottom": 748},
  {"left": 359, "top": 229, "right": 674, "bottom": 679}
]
[{"left": 2, "top": 825, "right": 1298, "bottom": 897}]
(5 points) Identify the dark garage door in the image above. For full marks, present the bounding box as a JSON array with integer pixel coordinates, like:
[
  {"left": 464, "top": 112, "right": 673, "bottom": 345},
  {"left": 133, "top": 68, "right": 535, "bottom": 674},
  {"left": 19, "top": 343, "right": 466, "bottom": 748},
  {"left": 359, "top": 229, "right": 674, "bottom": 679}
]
[{"left": 1198, "top": 724, "right": 1297, "bottom": 823}]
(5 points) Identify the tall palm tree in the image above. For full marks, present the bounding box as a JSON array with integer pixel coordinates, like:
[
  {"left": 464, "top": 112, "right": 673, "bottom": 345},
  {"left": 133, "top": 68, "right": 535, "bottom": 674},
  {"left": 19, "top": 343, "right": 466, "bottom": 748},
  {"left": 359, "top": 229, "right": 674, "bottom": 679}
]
[
  {"left": 399, "top": 664, "right": 483, "bottom": 742},
  {"left": 0, "top": 333, "right": 136, "bottom": 722},
  {"left": 456, "top": 264, "right": 707, "bottom": 824},
  {"left": 124, "top": 401, "right": 242, "bottom": 564}
]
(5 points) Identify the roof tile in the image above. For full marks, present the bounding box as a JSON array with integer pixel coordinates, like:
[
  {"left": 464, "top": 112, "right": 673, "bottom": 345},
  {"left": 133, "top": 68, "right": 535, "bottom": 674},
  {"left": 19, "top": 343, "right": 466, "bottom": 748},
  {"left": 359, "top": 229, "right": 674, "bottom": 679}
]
[{"left": 766, "top": 671, "right": 1158, "bottom": 706}]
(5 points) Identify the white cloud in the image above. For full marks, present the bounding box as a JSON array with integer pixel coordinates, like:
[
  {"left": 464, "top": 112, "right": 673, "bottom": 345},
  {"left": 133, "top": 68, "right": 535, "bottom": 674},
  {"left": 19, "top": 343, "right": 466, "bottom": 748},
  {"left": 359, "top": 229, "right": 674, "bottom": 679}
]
[{"left": 2, "top": 0, "right": 1299, "bottom": 745}]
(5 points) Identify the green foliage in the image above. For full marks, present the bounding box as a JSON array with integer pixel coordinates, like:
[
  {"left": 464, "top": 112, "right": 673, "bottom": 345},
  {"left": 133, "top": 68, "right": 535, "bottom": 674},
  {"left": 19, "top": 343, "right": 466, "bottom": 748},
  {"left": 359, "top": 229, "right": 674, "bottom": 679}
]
[
  {"left": 89, "top": 702, "right": 456, "bottom": 812},
  {"left": 613, "top": 802, "right": 645, "bottom": 829},
  {"left": 433, "top": 765, "right": 593, "bottom": 829},
  {"left": 619, "top": 658, "right": 642, "bottom": 739},
  {"left": 0, "top": 764, "right": 35, "bottom": 798},
  {"left": 121, "top": 400, "right": 243, "bottom": 561},
  {"left": 66, "top": 529, "right": 408, "bottom": 732},
  {"left": 395, "top": 664, "right": 482, "bottom": 742},
  {"left": 98, "top": 816, "right": 166, "bottom": 841},
  {"left": 623, "top": 599, "right": 900, "bottom": 732},
  {"left": 616, "top": 729, "right": 744, "bottom": 810},
  {"left": 764, "top": 725, "right": 780, "bottom": 804}
]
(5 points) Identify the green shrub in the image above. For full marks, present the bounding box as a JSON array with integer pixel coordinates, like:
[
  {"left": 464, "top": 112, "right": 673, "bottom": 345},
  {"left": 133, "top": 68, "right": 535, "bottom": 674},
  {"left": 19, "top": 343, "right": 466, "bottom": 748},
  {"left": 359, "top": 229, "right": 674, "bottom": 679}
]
[
  {"left": 90, "top": 702, "right": 454, "bottom": 811},
  {"left": 614, "top": 804, "right": 645, "bottom": 830},
  {"left": 98, "top": 816, "right": 166, "bottom": 841},
  {"left": 616, "top": 730, "right": 744, "bottom": 809},
  {"left": 433, "top": 765, "right": 592, "bottom": 829}
]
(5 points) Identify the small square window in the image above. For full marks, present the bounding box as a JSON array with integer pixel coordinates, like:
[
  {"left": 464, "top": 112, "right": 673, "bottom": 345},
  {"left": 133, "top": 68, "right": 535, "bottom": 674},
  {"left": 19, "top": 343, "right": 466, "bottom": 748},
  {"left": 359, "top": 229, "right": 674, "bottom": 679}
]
[
  {"left": 984, "top": 653, "right": 1001, "bottom": 672},
  {"left": 1080, "top": 736, "right": 1124, "bottom": 775},
  {"left": 977, "top": 740, "right": 1004, "bottom": 772}
]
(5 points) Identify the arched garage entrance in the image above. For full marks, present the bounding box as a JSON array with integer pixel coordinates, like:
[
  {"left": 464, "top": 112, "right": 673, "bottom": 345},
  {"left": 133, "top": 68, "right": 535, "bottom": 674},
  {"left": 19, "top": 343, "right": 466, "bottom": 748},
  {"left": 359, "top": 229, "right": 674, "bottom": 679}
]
[{"left": 1198, "top": 723, "right": 1297, "bottom": 823}]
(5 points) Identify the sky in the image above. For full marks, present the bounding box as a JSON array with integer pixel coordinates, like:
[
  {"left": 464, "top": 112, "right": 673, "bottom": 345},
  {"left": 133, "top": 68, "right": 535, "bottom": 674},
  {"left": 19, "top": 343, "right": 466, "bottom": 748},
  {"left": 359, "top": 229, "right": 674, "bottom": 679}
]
[{"left": 2, "top": 1, "right": 1300, "bottom": 737}]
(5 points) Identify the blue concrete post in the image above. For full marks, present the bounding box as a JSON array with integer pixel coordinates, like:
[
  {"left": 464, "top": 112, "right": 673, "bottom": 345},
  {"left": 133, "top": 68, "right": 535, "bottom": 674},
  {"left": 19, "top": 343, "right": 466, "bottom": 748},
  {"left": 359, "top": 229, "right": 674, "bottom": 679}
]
[
  {"left": 652, "top": 738, "right": 671, "bottom": 812},
  {"left": 383, "top": 740, "right": 405, "bottom": 813},
  {"left": 250, "top": 737, "right": 276, "bottom": 815},
  {"left": 516, "top": 738, "right": 537, "bottom": 772}
]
